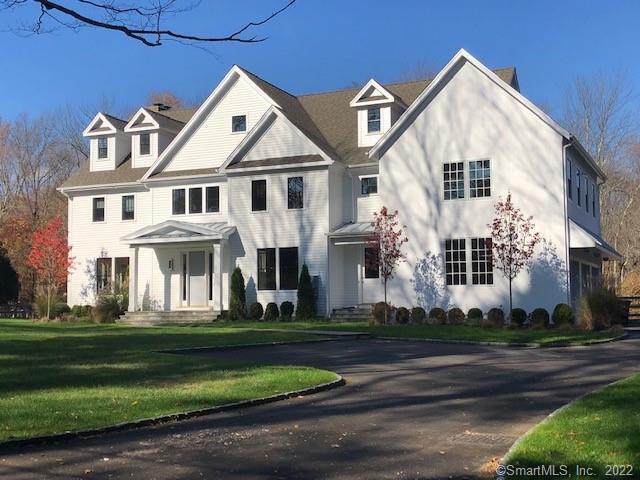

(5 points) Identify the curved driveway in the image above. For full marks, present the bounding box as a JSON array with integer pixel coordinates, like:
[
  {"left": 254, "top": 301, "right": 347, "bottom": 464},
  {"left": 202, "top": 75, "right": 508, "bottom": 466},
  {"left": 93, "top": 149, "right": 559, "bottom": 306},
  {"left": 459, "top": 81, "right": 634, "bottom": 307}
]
[{"left": 1, "top": 332, "right": 639, "bottom": 480}]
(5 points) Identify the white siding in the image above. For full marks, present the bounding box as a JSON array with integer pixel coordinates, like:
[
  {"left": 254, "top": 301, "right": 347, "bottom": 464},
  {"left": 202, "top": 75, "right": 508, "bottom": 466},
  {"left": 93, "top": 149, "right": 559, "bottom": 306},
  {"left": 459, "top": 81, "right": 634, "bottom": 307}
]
[
  {"left": 566, "top": 149, "right": 600, "bottom": 234},
  {"left": 351, "top": 166, "right": 382, "bottom": 222},
  {"left": 131, "top": 132, "right": 158, "bottom": 169},
  {"left": 357, "top": 106, "right": 391, "bottom": 147},
  {"left": 244, "top": 116, "right": 320, "bottom": 161},
  {"left": 150, "top": 180, "right": 229, "bottom": 224},
  {"left": 164, "top": 77, "right": 271, "bottom": 172}
]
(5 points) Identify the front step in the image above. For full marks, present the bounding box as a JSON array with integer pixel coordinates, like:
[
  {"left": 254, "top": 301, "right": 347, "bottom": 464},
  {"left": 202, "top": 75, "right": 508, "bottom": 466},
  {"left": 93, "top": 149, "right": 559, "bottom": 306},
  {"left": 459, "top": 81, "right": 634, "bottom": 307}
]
[
  {"left": 118, "top": 310, "right": 220, "bottom": 326},
  {"left": 330, "top": 304, "right": 373, "bottom": 321}
]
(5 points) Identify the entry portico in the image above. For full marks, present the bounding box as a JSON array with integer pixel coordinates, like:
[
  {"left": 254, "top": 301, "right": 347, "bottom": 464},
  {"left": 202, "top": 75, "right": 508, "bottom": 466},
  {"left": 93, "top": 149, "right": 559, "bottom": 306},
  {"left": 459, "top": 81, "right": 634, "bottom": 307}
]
[{"left": 122, "top": 220, "right": 235, "bottom": 312}]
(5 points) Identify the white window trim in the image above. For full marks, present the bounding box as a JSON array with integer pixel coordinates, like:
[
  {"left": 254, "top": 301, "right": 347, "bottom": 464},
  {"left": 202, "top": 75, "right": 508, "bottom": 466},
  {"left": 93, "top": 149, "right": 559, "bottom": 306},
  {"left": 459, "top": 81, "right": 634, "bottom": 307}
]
[
  {"left": 468, "top": 158, "right": 492, "bottom": 199},
  {"left": 250, "top": 177, "right": 269, "bottom": 214},
  {"left": 121, "top": 194, "right": 135, "bottom": 222},
  {"left": 97, "top": 137, "right": 109, "bottom": 160},
  {"left": 231, "top": 114, "right": 248, "bottom": 134},
  {"left": 358, "top": 174, "right": 379, "bottom": 196},
  {"left": 286, "top": 175, "right": 306, "bottom": 211},
  {"left": 92, "top": 196, "right": 106, "bottom": 223},
  {"left": 366, "top": 107, "right": 382, "bottom": 134}
]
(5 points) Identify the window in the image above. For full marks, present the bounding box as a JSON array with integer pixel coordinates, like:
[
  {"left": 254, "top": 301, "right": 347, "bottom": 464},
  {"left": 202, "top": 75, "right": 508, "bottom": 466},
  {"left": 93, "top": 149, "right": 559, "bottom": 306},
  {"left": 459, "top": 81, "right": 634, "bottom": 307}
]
[
  {"left": 114, "top": 257, "right": 129, "bottom": 293},
  {"left": 96, "top": 257, "right": 112, "bottom": 292},
  {"left": 567, "top": 159, "right": 573, "bottom": 200},
  {"left": 252, "top": 179, "right": 267, "bottom": 211},
  {"left": 576, "top": 169, "right": 581, "bottom": 206},
  {"left": 471, "top": 238, "right": 493, "bottom": 285},
  {"left": 206, "top": 186, "right": 220, "bottom": 213},
  {"left": 122, "top": 195, "right": 134, "bottom": 220},
  {"left": 93, "top": 197, "right": 105, "bottom": 222},
  {"left": 139, "top": 133, "right": 150, "bottom": 156},
  {"left": 189, "top": 187, "right": 202, "bottom": 214},
  {"left": 182, "top": 253, "right": 187, "bottom": 301},
  {"left": 592, "top": 183, "right": 596, "bottom": 217},
  {"left": 367, "top": 107, "right": 381, "bottom": 133},
  {"left": 364, "top": 247, "right": 380, "bottom": 279},
  {"left": 445, "top": 239, "right": 467, "bottom": 285},
  {"left": 469, "top": 160, "right": 491, "bottom": 198},
  {"left": 231, "top": 115, "right": 246, "bottom": 133},
  {"left": 279, "top": 247, "right": 299, "bottom": 290},
  {"left": 97, "top": 137, "right": 108, "bottom": 159},
  {"left": 443, "top": 162, "right": 465, "bottom": 200},
  {"left": 257, "top": 248, "right": 276, "bottom": 290},
  {"left": 361, "top": 176, "right": 378, "bottom": 195},
  {"left": 287, "top": 177, "right": 304, "bottom": 209},
  {"left": 172, "top": 189, "right": 185, "bottom": 215},
  {"left": 208, "top": 253, "right": 213, "bottom": 301},
  {"left": 585, "top": 178, "right": 590, "bottom": 213}
]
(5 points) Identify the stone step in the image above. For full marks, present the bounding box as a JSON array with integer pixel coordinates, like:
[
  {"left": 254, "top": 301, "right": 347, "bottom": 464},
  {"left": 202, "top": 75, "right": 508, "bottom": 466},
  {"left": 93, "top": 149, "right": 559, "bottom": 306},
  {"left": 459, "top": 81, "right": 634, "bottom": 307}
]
[{"left": 118, "top": 310, "right": 220, "bottom": 326}]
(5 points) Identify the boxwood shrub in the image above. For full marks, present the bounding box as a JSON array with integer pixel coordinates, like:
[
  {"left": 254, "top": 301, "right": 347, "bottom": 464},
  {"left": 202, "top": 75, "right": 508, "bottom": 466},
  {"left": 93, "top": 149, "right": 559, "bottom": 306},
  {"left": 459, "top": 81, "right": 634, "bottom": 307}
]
[
  {"left": 411, "top": 307, "right": 426, "bottom": 324},
  {"left": 264, "top": 302, "right": 279, "bottom": 321},
  {"left": 280, "top": 301, "right": 294, "bottom": 321},
  {"left": 510, "top": 308, "right": 527, "bottom": 327},
  {"left": 396, "top": 307, "right": 410, "bottom": 324},
  {"left": 248, "top": 302, "right": 263, "bottom": 321},
  {"left": 446, "top": 307, "right": 465, "bottom": 325},
  {"left": 428, "top": 307, "right": 446, "bottom": 325}
]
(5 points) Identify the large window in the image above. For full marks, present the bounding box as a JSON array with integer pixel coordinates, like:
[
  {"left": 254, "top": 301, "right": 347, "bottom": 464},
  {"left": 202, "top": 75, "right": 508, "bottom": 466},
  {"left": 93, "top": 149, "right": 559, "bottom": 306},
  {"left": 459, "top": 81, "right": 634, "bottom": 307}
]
[
  {"left": 367, "top": 107, "right": 381, "bottom": 133},
  {"left": 189, "top": 187, "right": 202, "bottom": 214},
  {"left": 93, "top": 197, "right": 105, "bottom": 222},
  {"left": 122, "top": 195, "right": 134, "bottom": 220},
  {"left": 139, "top": 133, "right": 150, "bottom": 156},
  {"left": 208, "top": 253, "right": 213, "bottom": 301},
  {"left": 114, "top": 257, "right": 129, "bottom": 294},
  {"left": 469, "top": 160, "right": 491, "bottom": 198},
  {"left": 257, "top": 248, "right": 276, "bottom": 290},
  {"left": 443, "top": 162, "right": 464, "bottom": 200},
  {"left": 252, "top": 180, "right": 267, "bottom": 211},
  {"left": 361, "top": 176, "right": 378, "bottom": 195},
  {"left": 279, "top": 247, "right": 299, "bottom": 290},
  {"left": 206, "top": 186, "right": 220, "bottom": 213},
  {"left": 585, "top": 178, "right": 590, "bottom": 213},
  {"left": 97, "top": 137, "right": 108, "bottom": 159},
  {"left": 364, "top": 247, "right": 380, "bottom": 279},
  {"left": 471, "top": 237, "right": 493, "bottom": 285},
  {"left": 287, "top": 177, "right": 303, "bottom": 209},
  {"left": 232, "top": 115, "right": 246, "bottom": 133},
  {"left": 567, "top": 159, "right": 573, "bottom": 200},
  {"left": 96, "top": 257, "right": 112, "bottom": 292},
  {"left": 172, "top": 189, "right": 185, "bottom": 215},
  {"left": 576, "top": 169, "right": 581, "bottom": 206},
  {"left": 445, "top": 239, "right": 467, "bottom": 285}
]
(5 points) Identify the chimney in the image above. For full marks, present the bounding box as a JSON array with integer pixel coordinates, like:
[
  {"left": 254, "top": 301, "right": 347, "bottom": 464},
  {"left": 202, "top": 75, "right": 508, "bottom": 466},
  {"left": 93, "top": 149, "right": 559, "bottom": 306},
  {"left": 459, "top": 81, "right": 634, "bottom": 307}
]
[{"left": 150, "top": 102, "right": 171, "bottom": 112}]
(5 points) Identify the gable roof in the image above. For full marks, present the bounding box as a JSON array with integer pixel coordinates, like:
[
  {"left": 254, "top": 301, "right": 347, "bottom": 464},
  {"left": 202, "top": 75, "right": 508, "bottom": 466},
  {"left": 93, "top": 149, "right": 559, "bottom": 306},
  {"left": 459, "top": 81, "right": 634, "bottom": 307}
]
[
  {"left": 83, "top": 112, "right": 127, "bottom": 136},
  {"left": 349, "top": 79, "right": 397, "bottom": 107},
  {"left": 125, "top": 107, "right": 185, "bottom": 133}
]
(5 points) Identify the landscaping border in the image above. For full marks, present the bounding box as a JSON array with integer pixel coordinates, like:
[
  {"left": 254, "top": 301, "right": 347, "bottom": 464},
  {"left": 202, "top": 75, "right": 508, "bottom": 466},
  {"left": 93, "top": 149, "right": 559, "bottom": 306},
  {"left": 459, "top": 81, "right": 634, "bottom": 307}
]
[
  {"left": 157, "top": 336, "right": 346, "bottom": 354},
  {"left": 0, "top": 375, "right": 345, "bottom": 451}
]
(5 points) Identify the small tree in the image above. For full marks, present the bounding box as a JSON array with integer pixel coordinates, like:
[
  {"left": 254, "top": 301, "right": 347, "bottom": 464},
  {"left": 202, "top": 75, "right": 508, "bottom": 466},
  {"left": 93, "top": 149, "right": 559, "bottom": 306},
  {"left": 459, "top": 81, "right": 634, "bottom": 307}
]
[
  {"left": 27, "top": 216, "right": 73, "bottom": 320},
  {"left": 296, "top": 264, "right": 315, "bottom": 319},
  {"left": 229, "top": 267, "right": 246, "bottom": 320},
  {"left": 367, "top": 207, "right": 408, "bottom": 322},
  {"left": 489, "top": 193, "right": 540, "bottom": 323}
]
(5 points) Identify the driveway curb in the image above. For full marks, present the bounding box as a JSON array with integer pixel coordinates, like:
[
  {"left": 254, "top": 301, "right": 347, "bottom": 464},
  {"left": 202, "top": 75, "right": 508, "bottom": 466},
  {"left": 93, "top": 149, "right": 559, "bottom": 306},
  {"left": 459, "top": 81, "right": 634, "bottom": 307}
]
[
  {"left": 0, "top": 375, "right": 345, "bottom": 451},
  {"left": 158, "top": 337, "right": 343, "bottom": 354}
]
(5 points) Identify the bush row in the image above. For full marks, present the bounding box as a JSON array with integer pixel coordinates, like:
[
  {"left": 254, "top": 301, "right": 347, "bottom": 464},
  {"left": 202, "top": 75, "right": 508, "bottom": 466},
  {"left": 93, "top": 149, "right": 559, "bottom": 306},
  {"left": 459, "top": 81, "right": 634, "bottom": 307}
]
[{"left": 246, "top": 301, "right": 295, "bottom": 321}]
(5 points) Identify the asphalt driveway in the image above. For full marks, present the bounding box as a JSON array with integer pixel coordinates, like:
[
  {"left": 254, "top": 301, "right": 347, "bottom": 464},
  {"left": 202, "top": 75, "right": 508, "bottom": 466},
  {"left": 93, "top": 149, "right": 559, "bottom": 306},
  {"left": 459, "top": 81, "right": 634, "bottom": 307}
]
[{"left": 1, "top": 333, "right": 639, "bottom": 480}]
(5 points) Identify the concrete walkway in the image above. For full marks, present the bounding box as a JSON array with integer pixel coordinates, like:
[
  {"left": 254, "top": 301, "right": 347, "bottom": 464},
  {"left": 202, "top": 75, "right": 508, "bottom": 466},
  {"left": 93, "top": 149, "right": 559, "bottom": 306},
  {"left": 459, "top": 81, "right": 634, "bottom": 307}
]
[{"left": 1, "top": 334, "right": 639, "bottom": 479}]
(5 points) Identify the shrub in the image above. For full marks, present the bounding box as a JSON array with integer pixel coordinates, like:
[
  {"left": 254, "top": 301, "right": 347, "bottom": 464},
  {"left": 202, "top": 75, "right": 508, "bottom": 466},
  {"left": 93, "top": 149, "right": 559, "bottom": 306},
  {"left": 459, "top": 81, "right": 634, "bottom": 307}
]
[
  {"left": 552, "top": 303, "right": 574, "bottom": 326},
  {"left": 446, "top": 307, "right": 465, "bottom": 325},
  {"left": 428, "top": 307, "right": 446, "bottom": 325},
  {"left": 264, "top": 302, "right": 279, "bottom": 321},
  {"left": 530, "top": 308, "right": 550, "bottom": 329},
  {"left": 53, "top": 303, "right": 71, "bottom": 318},
  {"left": 482, "top": 308, "right": 504, "bottom": 328},
  {"left": 248, "top": 302, "right": 263, "bottom": 321},
  {"left": 372, "top": 302, "right": 390, "bottom": 325},
  {"left": 588, "top": 288, "right": 626, "bottom": 328},
  {"left": 34, "top": 292, "right": 63, "bottom": 319},
  {"left": 280, "top": 301, "right": 294, "bottom": 321},
  {"left": 510, "top": 308, "right": 527, "bottom": 327},
  {"left": 466, "top": 308, "right": 483, "bottom": 326},
  {"left": 229, "top": 267, "right": 246, "bottom": 320},
  {"left": 396, "top": 307, "right": 410, "bottom": 324},
  {"left": 296, "top": 265, "right": 316, "bottom": 320},
  {"left": 411, "top": 307, "right": 426, "bottom": 324},
  {"left": 94, "top": 294, "right": 124, "bottom": 323},
  {"left": 71, "top": 305, "right": 87, "bottom": 318}
]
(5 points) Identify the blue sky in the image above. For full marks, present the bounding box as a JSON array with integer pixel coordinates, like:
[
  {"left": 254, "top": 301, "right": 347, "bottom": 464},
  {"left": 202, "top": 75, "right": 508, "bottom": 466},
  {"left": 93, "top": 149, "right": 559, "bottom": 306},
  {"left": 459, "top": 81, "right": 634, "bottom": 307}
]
[{"left": 1, "top": 0, "right": 639, "bottom": 121}]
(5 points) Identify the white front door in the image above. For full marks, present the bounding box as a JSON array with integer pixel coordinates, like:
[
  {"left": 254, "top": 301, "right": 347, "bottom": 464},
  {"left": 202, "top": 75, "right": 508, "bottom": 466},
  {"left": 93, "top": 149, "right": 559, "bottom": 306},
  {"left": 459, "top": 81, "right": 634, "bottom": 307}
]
[{"left": 188, "top": 251, "right": 206, "bottom": 306}]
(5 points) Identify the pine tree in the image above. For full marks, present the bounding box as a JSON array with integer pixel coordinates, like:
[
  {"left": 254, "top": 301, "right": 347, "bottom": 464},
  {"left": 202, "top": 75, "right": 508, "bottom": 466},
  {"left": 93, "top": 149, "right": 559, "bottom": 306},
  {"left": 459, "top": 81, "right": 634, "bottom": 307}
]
[
  {"left": 229, "top": 267, "right": 246, "bottom": 320},
  {"left": 296, "top": 264, "right": 315, "bottom": 319}
]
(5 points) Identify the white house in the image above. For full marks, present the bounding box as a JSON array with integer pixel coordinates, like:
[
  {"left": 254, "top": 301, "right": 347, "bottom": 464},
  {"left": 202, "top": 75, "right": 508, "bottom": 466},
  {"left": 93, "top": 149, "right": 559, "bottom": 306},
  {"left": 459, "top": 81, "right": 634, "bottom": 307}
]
[{"left": 60, "top": 49, "right": 621, "bottom": 321}]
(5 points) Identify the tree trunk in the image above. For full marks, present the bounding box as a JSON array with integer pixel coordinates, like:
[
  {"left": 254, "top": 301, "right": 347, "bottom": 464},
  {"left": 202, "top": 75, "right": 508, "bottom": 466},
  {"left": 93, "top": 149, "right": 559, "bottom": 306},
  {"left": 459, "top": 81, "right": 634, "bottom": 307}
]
[
  {"left": 508, "top": 278, "right": 513, "bottom": 326},
  {"left": 46, "top": 284, "right": 51, "bottom": 321},
  {"left": 383, "top": 278, "right": 388, "bottom": 324}
]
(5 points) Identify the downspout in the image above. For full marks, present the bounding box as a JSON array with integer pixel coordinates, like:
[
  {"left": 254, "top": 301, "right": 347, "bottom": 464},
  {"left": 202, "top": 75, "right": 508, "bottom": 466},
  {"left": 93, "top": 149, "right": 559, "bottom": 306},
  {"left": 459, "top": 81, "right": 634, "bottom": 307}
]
[{"left": 562, "top": 142, "right": 572, "bottom": 304}]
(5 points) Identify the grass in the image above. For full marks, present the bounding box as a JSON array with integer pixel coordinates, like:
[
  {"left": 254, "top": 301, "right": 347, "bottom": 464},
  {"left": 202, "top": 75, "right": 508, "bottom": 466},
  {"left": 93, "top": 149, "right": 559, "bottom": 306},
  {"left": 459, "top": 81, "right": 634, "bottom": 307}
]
[
  {"left": 505, "top": 373, "right": 640, "bottom": 479},
  {"left": 212, "top": 320, "right": 621, "bottom": 346},
  {"left": 0, "top": 319, "right": 337, "bottom": 442}
]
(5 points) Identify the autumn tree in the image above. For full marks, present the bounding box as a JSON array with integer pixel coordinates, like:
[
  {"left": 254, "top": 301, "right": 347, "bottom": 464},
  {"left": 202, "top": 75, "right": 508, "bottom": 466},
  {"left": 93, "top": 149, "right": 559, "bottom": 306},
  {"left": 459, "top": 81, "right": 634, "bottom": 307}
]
[
  {"left": 27, "top": 215, "right": 73, "bottom": 319},
  {"left": 147, "top": 91, "right": 184, "bottom": 109},
  {"left": 367, "top": 207, "right": 408, "bottom": 321},
  {"left": 489, "top": 193, "right": 540, "bottom": 322}
]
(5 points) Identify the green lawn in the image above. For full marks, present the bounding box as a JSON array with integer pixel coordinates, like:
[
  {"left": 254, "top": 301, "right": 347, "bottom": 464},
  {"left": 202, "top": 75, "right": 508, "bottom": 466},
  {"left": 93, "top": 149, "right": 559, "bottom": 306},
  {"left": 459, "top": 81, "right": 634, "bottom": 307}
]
[
  {"left": 0, "top": 319, "right": 336, "bottom": 442},
  {"left": 505, "top": 373, "right": 640, "bottom": 479},
  {"left": 213, "top": 321, "right": 621, "bottom": 346}
]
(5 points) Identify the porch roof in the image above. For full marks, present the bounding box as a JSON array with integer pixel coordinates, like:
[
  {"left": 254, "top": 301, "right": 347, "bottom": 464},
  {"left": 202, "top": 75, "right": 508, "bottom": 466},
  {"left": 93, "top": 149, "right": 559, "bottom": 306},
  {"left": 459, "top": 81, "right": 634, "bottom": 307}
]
[
  {"left": 121, "top": 220, "right": 236, "bottom": 245},
  {"left": 569, "top": 219, "right": 622, "bottom": 262},
  {"left": 328, "top": 222, "right": 373, "bottom": 237}
]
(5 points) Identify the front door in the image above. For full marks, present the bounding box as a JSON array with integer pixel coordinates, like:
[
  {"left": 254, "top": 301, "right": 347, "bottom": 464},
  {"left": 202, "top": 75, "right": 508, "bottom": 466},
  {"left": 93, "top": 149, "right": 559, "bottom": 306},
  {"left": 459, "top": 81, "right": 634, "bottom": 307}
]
[{"left": 188, "top": 251, "right": 206, "bottom": 306}]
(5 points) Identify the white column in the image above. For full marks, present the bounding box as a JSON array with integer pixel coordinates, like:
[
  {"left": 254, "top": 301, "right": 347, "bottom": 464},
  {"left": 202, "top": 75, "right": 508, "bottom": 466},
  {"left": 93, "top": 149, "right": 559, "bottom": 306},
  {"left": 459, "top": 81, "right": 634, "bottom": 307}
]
[
  {"left": 128, "top": 246, "right": 139, "bottom": 311},
  {"left": 213, "top": 242, "right": 223, "bottom": 311}
]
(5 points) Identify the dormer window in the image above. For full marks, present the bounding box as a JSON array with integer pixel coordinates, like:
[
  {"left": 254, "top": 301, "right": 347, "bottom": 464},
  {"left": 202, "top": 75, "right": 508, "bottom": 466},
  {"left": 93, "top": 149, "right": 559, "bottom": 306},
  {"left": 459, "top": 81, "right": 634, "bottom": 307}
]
[
  {"left": 367, "top": 107, "right": 381, "bottom": 133},
  {"left": 139, "top": 133, "right": 150, "bottom": 156},
  {"left": 97, "top": 138, "right": 108, "bottom": 159},
  {"left": 232, "top": 115, "right": 247, "bottom": 133}
]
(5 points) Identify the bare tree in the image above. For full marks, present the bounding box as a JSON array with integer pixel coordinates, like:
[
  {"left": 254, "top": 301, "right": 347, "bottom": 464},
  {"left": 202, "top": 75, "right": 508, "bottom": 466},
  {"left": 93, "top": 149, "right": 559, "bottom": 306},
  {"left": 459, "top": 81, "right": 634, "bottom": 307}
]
[
  {"left": 0, "top": 0, "right": 296, "bottom": 46},
  {"left": 147, "top": 90, "right": 185, "bottom": 109},
  {"left": 395, "top": 60, "right": 436, "bottom": 82}
]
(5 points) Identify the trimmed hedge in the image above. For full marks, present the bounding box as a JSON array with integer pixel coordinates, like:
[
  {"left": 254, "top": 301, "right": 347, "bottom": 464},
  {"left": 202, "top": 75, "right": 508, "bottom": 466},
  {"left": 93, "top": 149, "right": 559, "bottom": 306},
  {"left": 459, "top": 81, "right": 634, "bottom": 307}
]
[
  {"left": 530, "top": 308, "right": 550, "bottom": 329},
  {"left": 447, "top": 307, "right": 465, "bottom": 325},
  {"left": 229, "top": 267, "right": 246, "bottom": 320},
  {"left": 411, "top": 307, "right": 426, "bottom": 324},
  {"left": 264, "top": 302, "right": 279, "bottom": 321},
  {"left": 428, "top": 307, "right": 446, "bottom": 325},
  {"left": 248, "top": 302, "right": 264, "bottom": 321},
  {"left": 372, "top": 302, "right": 390, "bottom": 325},
  {"left": 511, "top": 308, "right": 527, "bottom": 327},
  {"left": 552, "top": 303, "right": 574, "bottom": 326},
  {"left": 482, "top": 308, "right": 504, "bottom": 328},
  {"left": 396, "top": 307, "right": 410, "bottom": 324},
  {"left": 280, "top": 301, "right": 294, "bottom": 321}
]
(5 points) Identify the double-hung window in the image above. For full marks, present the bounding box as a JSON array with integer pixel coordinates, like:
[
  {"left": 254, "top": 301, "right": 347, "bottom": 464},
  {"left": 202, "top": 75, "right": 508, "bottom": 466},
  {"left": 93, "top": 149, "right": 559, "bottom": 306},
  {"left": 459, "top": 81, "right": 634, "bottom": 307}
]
[
  {"left": 567, "top": 159, "right": 573, "bottom": 200},
  {"left": 257, "top": 248, "right": 276, "bottom": 290},
  {"left": 279, "top": 247, "right": 299, "bottom": 290},
  {"left": 172, "top": 189, "right": 186, "bottom": 215},
  {"left": 443, "top": 162, "right": 465, "bottom": 200},
  {"left": 367, "top": 107, "right": 381, "bottom": 133},
  {"left": 444, "top": 239, "right": 467, "bottom": 285},
  {"left": 97, "top": 137, "right": 108, "bottom": 159},
  {"left": 93, "top": 197, "right": 105, "bottom": 222},
  {"left": 252, "top": 180, "right": 267, "bottom": 211},
  {"left": 592, "top": 183, "right": 596, "bottom": 217},
  {"left": 469, "top": 160, "right": 491, "bottom": 198},
  {"left": 189, "top": 187, "right": 202, "bottom": 214},
  {"left": 585, "top": 178, "right": 590, "bottom": 213},
  {"left": 121, "top": 195, "right": 134, "bottom": 220},
  {"left": 139, "top": 133, "right": 150, "bottom": 156},
  {"left": 576, "top": 169, "right": 581, "bottom": 206},
  {"left": 471, "top": 238, "right": 493, "bottom": 285},
  {"left": 206, "top": 186, "right": 220, "bottom": 213},
  {"left": 287, "top": 177, "right": 303, "bottom": 209},
  {"left": 361, "top": 176, "right": 378, "bottom": 195}
]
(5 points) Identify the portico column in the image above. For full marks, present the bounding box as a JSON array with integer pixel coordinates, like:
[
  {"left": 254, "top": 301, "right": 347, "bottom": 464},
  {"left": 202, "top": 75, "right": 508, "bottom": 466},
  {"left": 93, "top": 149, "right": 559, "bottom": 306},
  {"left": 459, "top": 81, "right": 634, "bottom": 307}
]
[
  {"left": 213, "top": 241, "right": 223, "bottom": 311},
  {"left": 128, "top": 246, "right": 139, "bottom": 312}
]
